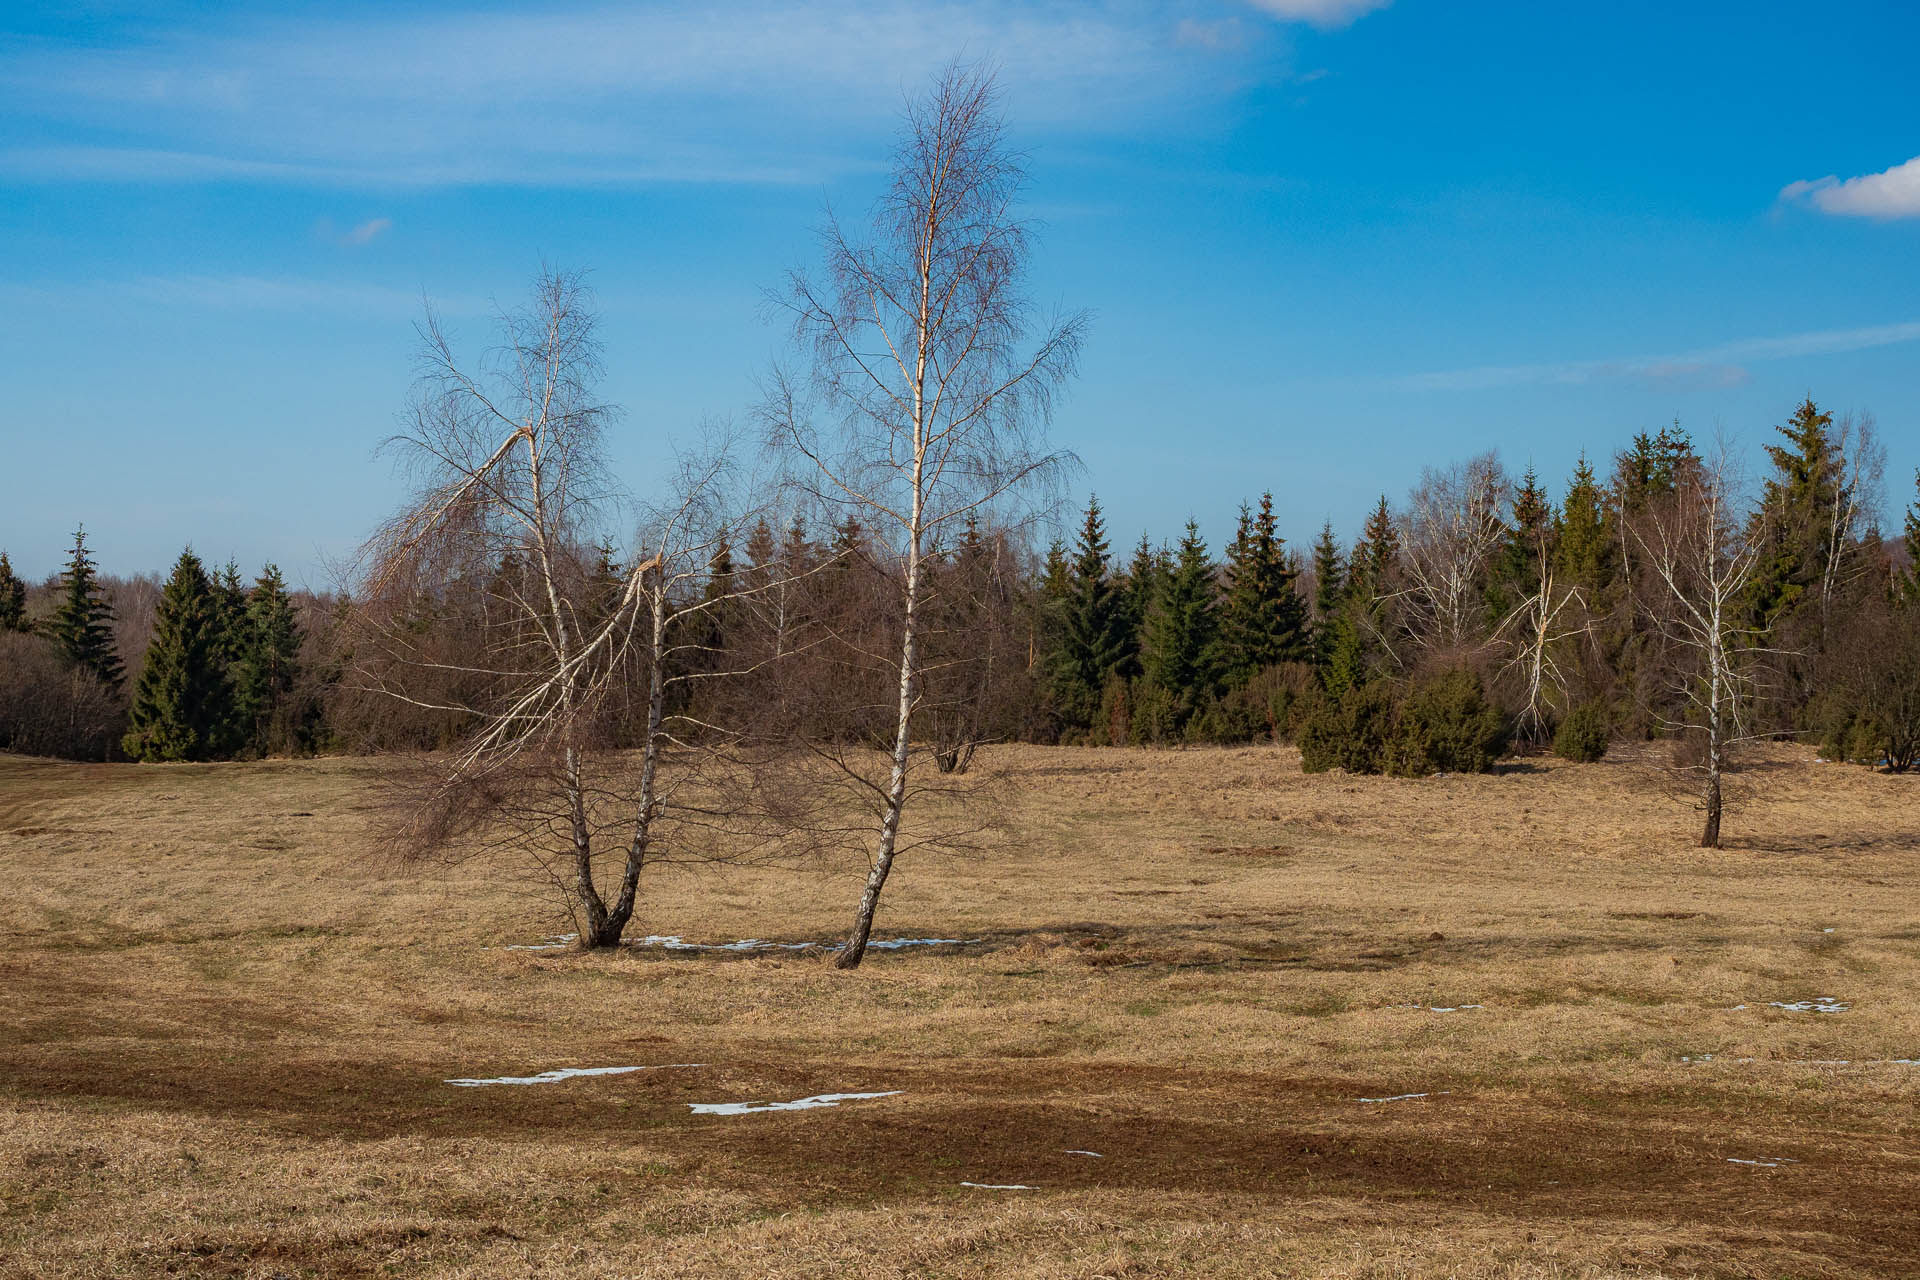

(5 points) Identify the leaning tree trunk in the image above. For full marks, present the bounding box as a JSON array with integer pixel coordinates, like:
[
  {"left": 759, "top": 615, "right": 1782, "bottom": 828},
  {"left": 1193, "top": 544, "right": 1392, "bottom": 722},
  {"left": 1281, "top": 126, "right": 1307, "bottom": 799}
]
[{"left": 836, "top": 473, "right": 924, "bottom": 970}]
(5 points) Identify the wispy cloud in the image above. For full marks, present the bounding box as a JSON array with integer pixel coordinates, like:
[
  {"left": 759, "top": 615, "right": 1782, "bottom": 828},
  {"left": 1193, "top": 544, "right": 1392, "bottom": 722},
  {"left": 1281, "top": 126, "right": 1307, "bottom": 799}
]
[
  {"left": 1400, "top": 320, "right": 1920, "bottom": 392},
  {"left": 0, "top": 2, "right": 1279, "bottom": 188},
  {"left": 0, "top": 274, "right": 481, "bottom": 317},
  {"left": 1780, "top": 155, "right": 1920, "bottom": 219},
  {"left": 313, "top": 216, "right": 393, "bottom": 247},
  {"left": 1243, "top": 0, "right": 1392, "bottom": 29}
]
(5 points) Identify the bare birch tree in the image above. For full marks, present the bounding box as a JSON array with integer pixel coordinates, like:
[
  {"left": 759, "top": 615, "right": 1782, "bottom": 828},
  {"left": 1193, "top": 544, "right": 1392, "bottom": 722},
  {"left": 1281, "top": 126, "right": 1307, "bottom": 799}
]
[
  {"left": 1400, "top": 453, "right": 1509, "bottom": 659},
  {"left": 1629, "top": 446, "right": 1768, "bottom": 848},
  {"left": 1495, "top": 559, "right": 1587, "bottom": 747},
  {"left": 763, "top": 63, "right": 1084, "bottom": 969},
  {"left": 352, "top": 272, "right": 784, "bottom": 947}
]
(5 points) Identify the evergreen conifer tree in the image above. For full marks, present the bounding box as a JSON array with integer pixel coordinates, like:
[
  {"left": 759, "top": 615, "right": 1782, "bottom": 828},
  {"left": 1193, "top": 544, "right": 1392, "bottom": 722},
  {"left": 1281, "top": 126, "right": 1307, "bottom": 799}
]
[
  {"left": 1122, "top": 534, "right": 1163, "bottom": 657},
  {"left": 1555, "top": 453, "right": 1610, "bottom": 590},
  {"left": 1309, "top": 521, "right": 1344, "bottom": 670},
  {"left": 49, "top": 527, "right": 121, "bottom": 689},
  {"left": 1220, "top": 492, "right": 1308, "bottom": 682},
  {"left": 1747, "top": 398, "right": 1842, "bottom": 634},
  {"left": 1488, "top": 465, "right": 1554, "bottom": 622},
  {"left": 1040, "top": 539, "right": 1072, "bottom": 602},
  {"left": 123, "top": 548, "right": 237, "bottom": 762},
  {"left": 1053, "top": 496, "right": 1133, "bottom": 726},
  {"left": 0, "top": 551, "right": 27, "bottom": 633},
  {"left": 1143, "top": 520, "right": 1221, "bottom": 720},
  {"left": 234, "top": 564, "right": 302, "bottom": 752}
]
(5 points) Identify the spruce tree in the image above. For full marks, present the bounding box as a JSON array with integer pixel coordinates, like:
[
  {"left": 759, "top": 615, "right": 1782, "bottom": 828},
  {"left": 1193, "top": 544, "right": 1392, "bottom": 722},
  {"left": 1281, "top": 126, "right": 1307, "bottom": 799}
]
[
  {"left": 1313, "top": 521, "right": 1344, "bottom": 671},
  {"left": 1220, "top": 492, "right": 1308, "bottom": 683},
  {"left": 1555, "top": 453, "right": 1609, "bottom": 591},
  {"left": 1143, "top": 519, "right": 1221, "bottom": 719},
  {"left": 1122, "top": 534, "right": 1164, "bottom": 658},
  {"left": 49, "top": 527, "right": 121, "bottom": 689},
  {"left": 1488, "top": 465, "right": 1554, "bottom": 622},
  {"left": 123, "top": 549, "right": 237, "bottom": 762},
  {"left": 234, "top": 564, "right": 302, "bottom": 753},
  {"left": 1747, "top": 397, "right": 1841, "bottom": 634},
  {"left": 0, "top": 551, "right": 27, "bottom": 633},
  {"left": 1054, "top": 496, "right": 1133, "bottom": 726}
]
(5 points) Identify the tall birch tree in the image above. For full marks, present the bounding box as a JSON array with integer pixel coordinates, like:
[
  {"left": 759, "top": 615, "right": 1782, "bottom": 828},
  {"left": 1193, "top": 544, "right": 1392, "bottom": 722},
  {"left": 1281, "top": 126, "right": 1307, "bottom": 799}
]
[{"left": 763, "top": 63, "right": 1085, "bottom": 969}]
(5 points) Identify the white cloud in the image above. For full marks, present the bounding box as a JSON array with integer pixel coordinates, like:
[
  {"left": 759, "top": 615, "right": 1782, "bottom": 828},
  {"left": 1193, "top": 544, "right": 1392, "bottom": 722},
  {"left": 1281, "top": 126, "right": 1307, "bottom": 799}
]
[
  {"left": 343, "top": 217, "right": 391, "bottom": 246},
  {"left": 0, "top": 2, "right": 1260, "bottom": 187},
  {"left": 1402, "top": 320, "right": 1920, "bottom": 392},
  {"left": 1244, "top": 0, "right": 1392, "bottom": 29},
  {"left": 1780, "top": 155, "right": 1920, "bottom": 219}
]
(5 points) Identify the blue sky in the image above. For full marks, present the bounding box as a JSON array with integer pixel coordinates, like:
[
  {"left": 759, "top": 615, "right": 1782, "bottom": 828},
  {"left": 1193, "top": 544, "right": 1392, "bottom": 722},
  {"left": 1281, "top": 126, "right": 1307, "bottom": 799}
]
[{"left": 3, "top": 0, "right": 1917, "bottom": 583}]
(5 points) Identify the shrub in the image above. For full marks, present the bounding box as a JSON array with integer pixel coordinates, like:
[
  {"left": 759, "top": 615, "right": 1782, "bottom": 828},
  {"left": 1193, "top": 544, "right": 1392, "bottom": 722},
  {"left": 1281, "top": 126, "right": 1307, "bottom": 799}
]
[
  {"left": 0, "top": 632, "right": 126, "bottom": 761},
  {"left": 1297, "top": 680, "right": 1398, "bottom": 774},
  {"left": 1221, "top": 662, "right": 1319, "bottom": 744},
  {"left": 1384, "top": 669, "right": 1509, "bottom": 777},
  {"left": 1128, "top": 678, "right": 1178, "bottom": 746},
  {"left": 1553, "top": 701, "right": 1610, "bottom": 763}
]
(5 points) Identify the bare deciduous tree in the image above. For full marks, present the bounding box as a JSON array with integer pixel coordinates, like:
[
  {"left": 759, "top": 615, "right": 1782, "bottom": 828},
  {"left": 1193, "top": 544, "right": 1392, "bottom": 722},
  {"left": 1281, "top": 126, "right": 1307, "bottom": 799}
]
[
  {"left": 1629, "top": 445, "right": 1768, "bottom": 848},
  {"left": 763, "top": 63, "right": 1084, "bottom": 969},
  {"left": 347, "top": 270, "right": 806, "bottom": 949},
  {"left": 1400, "top": 453, "right": 1509, "bottom": 659}
]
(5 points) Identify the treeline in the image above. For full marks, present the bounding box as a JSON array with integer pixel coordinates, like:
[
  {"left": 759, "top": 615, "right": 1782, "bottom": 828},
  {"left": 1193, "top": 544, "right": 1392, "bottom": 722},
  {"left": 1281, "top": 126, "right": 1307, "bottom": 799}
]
[
  {"left": 9, "top": 399, "right": 1915, "bottom": 785},
  {"left": 0, "top": 532, "right": 330, "bottom": 761},
  {"left": 1026, "top": 404, "right": 1920, "bottom": 779}
]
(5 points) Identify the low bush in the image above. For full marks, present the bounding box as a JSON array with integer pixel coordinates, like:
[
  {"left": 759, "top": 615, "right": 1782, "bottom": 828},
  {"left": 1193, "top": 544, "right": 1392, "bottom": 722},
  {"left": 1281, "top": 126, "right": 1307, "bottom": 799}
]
[
  {"left": 1297, "top": 680, "right": 1398, "bottom": 774},
  {"left": 1384, "top": 669, "right": 1509, "bottom": 777},
  {"left": 1553, "top": 701, "right": 1610, "bottom": 763}
]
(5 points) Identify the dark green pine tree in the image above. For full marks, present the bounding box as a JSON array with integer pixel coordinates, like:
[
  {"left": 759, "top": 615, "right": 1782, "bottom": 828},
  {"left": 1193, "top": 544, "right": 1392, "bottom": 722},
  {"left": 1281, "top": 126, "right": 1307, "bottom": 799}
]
[
  {"left": 1122, "top": 533, "right": 1165, "bottom": 662},
  {"left": 1613, "top": 422, "right": 1699, "bottom": 515},
  {"left": 1895, "top": 469, "right": 1920, "bottom": 607},
  {"left": 1746, "top": 398, "right": 1841, "bottom": 635},
  {"left": 1488, "top": 465, "right": 1554, "bottom": 622},
  {"left": 214, "top": 559, "right": 249, "bottom": 662},
  {"left": 1309, "top": 521, "right": 1343, "bottom": 669},
  {"left": 1220, "top": 492, "right": 1308, "bottom": 683},
  {"left": 1143, "top": 519, "right": 1222, "bottom": 718},
  {"left": 1053, "top": 496, "right": 1133, "bottom": 727},
  {"left": 0, "top": 551, "right": 28, "bottom": 633},
  {"left": 1554, "top": 453, "right": 1610, "bottom": 591},
  {"left": 234, "top": 564, "right": 302, "bottom": 752},
  {"left": 123, "top": 549, "right": 237, "bottom": 762},
  {"left": 49, "top": 526, "right": 121, "bottom": 689},
  {"left": 1322, "top": 497, "right": 1398, "bottom": 696},
  {"left": 1040, "top": 538, "right": 1072, "bottom": 602}
]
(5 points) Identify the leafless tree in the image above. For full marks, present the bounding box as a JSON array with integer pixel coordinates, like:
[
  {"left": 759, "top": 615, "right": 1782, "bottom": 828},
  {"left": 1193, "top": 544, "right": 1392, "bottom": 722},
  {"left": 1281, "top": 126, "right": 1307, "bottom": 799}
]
[
  {"left": 1400, "top": 453, "right": 1509, "bottom": 660},
  {"left": 762, "top": 63, "right": 1085, "bottom": 969},
  {"left": 1629, "top": 444, "right": 1769, "bottom": 848},
  {"left": 1818, "top": 410, "right": 1885, "bottom": 621},
  {"left": 1494, "top": 559, "right": 1587, "bottom": 747},
  {"left": 349, "top": 270, "right": 718, "bottom": 951}
]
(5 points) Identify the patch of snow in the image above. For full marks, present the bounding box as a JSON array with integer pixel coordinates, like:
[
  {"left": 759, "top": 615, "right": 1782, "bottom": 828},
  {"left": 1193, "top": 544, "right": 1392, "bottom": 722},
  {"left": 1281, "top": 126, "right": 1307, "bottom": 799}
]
[
  {"left": 633, "top": 935, "right": 979, "bottom": 954},
  {"left": 1767, "top": 998, "right": 1849, "bottom": 1014},
  {"left": 1726, "top": 1157, "right": 1799, "bottom": 1168},
  {"left": 500, "top": 933, "right": 577, "bottom": 951},
  {"left": 1063, "top": 1150, "right": 1103, "bottom": 1157},
  {"left": 1357, "top": 1091, "right": 1450, "bottom": 1104},
  {"left": 960, "top": 1181, "right": 1036, "bottom": 1190},
  {"left": 445, "top": 1064, "right": 703, "bottom": 1087},
  {"left": 687, "top": 1090, "right": 901, "bottom": 1116},
  {"left": 864, "top": 937, "right": 980, "bottom": 949}
]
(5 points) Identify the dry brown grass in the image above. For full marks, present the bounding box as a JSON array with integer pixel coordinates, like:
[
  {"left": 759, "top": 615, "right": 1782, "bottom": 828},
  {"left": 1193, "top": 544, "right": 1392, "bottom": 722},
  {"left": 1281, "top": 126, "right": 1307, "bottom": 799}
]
[{"left": 2, "top": 743, "right": 1917, "bottom": 1278}]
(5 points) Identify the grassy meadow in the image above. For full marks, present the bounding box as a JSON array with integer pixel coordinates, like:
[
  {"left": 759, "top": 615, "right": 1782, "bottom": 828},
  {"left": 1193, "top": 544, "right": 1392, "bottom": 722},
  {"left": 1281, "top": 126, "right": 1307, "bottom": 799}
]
[{"left": 2, "top": 743, "right": 1917, "bottom": 1278}]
